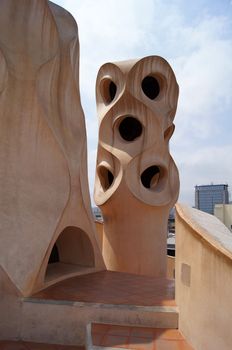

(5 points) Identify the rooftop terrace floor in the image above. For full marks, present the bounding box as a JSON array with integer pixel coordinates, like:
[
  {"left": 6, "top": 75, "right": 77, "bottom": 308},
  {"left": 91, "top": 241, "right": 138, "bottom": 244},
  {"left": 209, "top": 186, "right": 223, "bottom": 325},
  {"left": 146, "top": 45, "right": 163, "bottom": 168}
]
[
  {"left": 32, "top": 270, "right": 175, "bottom": 307},
  {"left": 92, "top": 323, "right": 194, "bottom": 349}
]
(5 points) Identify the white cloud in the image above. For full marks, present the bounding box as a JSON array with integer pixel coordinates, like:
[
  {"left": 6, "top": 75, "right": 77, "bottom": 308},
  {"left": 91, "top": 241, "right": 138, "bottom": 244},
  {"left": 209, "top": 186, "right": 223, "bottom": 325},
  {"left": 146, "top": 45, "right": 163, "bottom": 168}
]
[
  {"left": 174, "top": 38, "right": 232, "bottom": 141},
  {"left": 61, "top": 0, "right": 156, "bottom": 99},
  {"left": 54, "top": 0, "right": 232, "bottom": 206}
]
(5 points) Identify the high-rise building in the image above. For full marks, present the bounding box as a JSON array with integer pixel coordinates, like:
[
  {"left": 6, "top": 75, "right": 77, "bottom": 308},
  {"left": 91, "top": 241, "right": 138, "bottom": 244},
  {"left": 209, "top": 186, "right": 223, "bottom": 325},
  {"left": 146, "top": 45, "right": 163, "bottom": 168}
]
[
  {"left": 195, "top": 184, "right": 229, "bottom": 215},
  {"left": 92, "top": 206, "right": 103, "bottom": 221}
]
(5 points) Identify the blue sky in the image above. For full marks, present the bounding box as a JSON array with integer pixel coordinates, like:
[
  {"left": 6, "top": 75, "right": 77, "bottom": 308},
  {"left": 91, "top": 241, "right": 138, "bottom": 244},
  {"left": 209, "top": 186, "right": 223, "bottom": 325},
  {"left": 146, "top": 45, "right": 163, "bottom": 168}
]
[{"left": 53, "top": 0, "right": 232, "bottom": 206}]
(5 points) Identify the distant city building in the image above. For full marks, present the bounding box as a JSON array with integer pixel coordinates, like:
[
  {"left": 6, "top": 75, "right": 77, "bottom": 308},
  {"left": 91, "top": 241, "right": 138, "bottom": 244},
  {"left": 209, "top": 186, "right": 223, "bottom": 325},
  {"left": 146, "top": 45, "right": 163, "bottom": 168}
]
[
  {"left": 167, "top": 208, "right": 176, "bottom": 256},
  {"left": 195, "top": 184, "right": 229, "bottom": 215},
  {"left": 167, "top": 235, "right": 175, "bottom": 257},
  {"left": 168, "top": 207, "right": 175, "bottom": 234},
  {"left": 92, "top": 206, "right": 103, "bottom": 221}
]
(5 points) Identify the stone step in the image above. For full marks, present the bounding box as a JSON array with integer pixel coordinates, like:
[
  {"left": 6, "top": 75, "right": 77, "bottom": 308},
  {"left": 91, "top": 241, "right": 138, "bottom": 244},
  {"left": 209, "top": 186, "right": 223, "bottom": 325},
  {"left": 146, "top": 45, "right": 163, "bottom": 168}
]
[
  {"left": 86, "top": 323, "right": 194, "bottom": 350},
  {"left": 23, "top": 297, "right": 178, "bottom": 346},
  {"left": 21, "top": 271, "right": 178, "bottom": 345}
]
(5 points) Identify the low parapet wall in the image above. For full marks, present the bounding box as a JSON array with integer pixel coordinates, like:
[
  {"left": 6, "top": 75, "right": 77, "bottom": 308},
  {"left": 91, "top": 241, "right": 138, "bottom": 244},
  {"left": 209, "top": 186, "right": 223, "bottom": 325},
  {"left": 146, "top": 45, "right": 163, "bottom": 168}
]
[{"left": 175, "top": 203, "right": 232, "bottom": 350}]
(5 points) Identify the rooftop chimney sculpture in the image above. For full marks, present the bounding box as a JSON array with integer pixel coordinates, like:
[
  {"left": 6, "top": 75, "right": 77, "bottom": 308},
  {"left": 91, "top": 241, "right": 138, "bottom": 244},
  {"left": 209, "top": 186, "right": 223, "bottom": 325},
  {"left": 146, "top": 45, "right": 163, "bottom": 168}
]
[
  {"left": 0, "top": 0, "right": 104, "bottom": 297},
  {"left": 94, "top": 57, "right": 179, "bottom": 277}
]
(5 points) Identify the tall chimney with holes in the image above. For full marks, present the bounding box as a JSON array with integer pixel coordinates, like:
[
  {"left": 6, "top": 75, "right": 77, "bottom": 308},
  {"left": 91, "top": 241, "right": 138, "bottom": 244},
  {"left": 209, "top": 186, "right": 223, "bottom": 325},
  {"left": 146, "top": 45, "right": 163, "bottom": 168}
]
[{"left": 94, "top": 56, "right": 179, "bottom": 277}]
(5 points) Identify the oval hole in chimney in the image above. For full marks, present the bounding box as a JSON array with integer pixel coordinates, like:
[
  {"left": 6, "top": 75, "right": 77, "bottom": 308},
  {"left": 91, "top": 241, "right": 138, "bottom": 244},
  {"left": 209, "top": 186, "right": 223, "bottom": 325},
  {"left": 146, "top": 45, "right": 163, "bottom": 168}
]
[
  {"left": 142, "top": 76, "right": 160, "bottom": 100},
  {"left": 98, "top": 165, "right": 114, "bottom": 191},
  {"left": 101, "top": 78, "right": 117, "bottom": 104},
  {"left": 119, "top": 116, "right": 143, "bottom": 142},
  {"left": 141, "top": 166, "right": 160, "bottom": 189}
]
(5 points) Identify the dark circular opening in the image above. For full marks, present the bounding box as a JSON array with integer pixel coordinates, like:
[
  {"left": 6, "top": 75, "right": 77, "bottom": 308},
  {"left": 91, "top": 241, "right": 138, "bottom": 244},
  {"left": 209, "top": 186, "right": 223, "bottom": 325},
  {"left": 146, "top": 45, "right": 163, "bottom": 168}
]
[
  {"left": 141, "top": 75, "right": 160, "bottom": 100},
  {"left": 98, "top": 165, "right": 114, "bottom": 191},
  {"left": 119, "top": 116, "right": 143, "bottom": 142},
  {"left": 101, "top": 78, "right": 117, "bottom": 104},
  {"left": 141, "top": 165, "right": 160, "bottom": 189}
]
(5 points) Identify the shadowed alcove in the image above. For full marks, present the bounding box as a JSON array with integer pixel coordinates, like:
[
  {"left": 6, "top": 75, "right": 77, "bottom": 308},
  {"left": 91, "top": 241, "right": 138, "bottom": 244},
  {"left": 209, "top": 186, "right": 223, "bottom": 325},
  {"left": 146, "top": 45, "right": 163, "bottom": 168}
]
[
  {"left": 97, "top": 164, "right": 114, "bottom": 191},
  {"left": 45, "top": 226, "right": 95, "bottom": 283}
]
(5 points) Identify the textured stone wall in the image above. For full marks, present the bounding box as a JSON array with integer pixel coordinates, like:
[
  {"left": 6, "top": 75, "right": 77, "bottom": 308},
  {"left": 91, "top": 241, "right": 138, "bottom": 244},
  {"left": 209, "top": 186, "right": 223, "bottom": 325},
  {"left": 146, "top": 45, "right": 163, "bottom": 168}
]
[{"left": 0, "top": 0, "right": 104, "bottom": 296}]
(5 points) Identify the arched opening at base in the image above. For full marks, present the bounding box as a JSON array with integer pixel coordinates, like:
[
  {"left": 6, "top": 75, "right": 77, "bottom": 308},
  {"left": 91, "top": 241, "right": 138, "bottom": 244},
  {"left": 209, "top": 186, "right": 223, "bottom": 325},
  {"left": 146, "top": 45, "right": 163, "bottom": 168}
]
[{"left": 45, "top": 226, "right": 95, "bottom": 283}]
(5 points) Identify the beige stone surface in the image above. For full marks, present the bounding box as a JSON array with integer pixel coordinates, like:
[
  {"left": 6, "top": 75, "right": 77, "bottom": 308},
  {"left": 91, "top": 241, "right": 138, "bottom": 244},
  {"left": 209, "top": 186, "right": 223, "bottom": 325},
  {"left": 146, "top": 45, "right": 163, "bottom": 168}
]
[
  {"left": 95, "top": 221, "right": 104, "bottom": 251},
  {"left": 175, "top": 203, "right": 232, "bottom": 350},
  {"left": 0, "top": 266, "right": 22, "bottom": 339},
  {"left": 94, "top": 56, "right": 179, "bottom": 277},
  {"left": 96, "top": 220, "right": 176, "bottom": 278},
  {"left": 21, "top": 299, "right": 178, "bottom": 345},
  {"left": 214, "top": 203, "right": 232, "bottom": 232},
  {"left": 0, "top": 0, "right": 104, "bottom": 297}
]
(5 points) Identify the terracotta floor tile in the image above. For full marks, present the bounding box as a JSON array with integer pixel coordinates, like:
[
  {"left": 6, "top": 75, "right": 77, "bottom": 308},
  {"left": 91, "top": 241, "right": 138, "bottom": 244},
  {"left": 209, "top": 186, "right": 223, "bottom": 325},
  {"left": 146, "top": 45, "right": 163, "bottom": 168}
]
[
  {"left": 128, "top": 337, "right": 154, "bottom": 350},
  {"left": 102, "top": 335, "right": 129, "bottom": 348},
  {"left": 91, "top": 324, "right": 194, "bottom": 350},
  {"left": 32, "top": 271, "right": 175, "bottom": 307},
  {"left": 177, "top": 341, "right": 194, "bottom": 350},
  {"left": 155, "top": 339, "right": 194, "bottom": 350},
  {"left": 92, "top": 333, "right": 104, "bottom": 346},
  {"left": 0, "top": 341, "right": 28, "bottom": 350},
  {"left": 92, "top": 323, "right": 110, "bottom": 334},
  {"left": 154, "top": 329, "right": 184, "bottom": 341},
  {"left": 155, "top": 340, "right": 179, "bottom": 350},
  {"left": 130, "top": 327, "right": 155, "bottom": 339},
  {"left": 107, "top": 325, "right": 131, "bottom": 336}
]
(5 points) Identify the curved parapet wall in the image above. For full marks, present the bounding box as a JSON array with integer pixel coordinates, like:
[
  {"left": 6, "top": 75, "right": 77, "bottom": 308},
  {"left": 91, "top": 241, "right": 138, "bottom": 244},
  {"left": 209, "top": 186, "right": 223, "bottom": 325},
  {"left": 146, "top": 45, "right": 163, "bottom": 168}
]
[
  {"left": 0, "top": 0, "right": 104, "bottom": 297},
  {"left": 94, "top": 56, "right": 179, "bottom": 277},
  {"left": 176, "top": 204, "right": 232, "bottom": 259},
  {"left": 175, "top": 203, "right": 232, "bottom": 350}
]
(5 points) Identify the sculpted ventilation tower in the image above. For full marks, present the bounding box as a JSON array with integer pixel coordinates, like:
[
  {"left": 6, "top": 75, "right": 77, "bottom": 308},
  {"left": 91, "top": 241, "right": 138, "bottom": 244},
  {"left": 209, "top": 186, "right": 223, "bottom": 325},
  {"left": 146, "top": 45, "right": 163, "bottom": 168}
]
[
  {"left": 94, "top": 56, "right": 179, "bottom": 277},
  {"left": 0, "top": 0, "right": 104, "bottom": 296}
]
